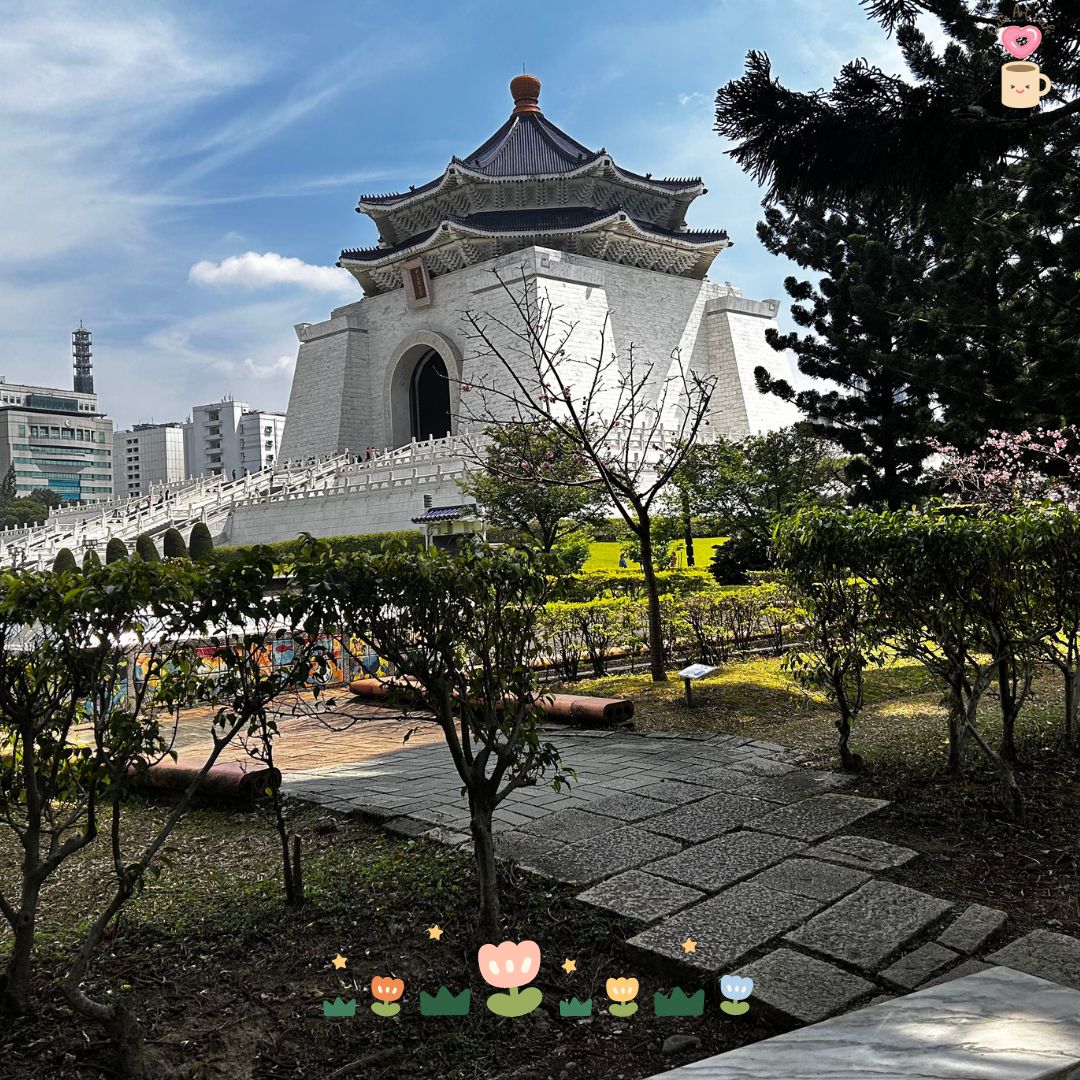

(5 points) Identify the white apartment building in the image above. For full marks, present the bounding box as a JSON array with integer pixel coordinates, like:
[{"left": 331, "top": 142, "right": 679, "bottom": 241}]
[
  {"left": 113, "top": 422, "right": 187, "bottom": 498},
  {"left": 184, "top": 399, "right": 285, "bottom": 479}
]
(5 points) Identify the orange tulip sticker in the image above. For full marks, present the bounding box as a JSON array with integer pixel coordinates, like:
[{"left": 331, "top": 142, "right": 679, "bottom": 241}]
[
  {"left": 371, "top": 976, "right": 404, "bottom": 1017},
  {"left": 606, "top": 976, "right": 639, "bottom": 1018}
]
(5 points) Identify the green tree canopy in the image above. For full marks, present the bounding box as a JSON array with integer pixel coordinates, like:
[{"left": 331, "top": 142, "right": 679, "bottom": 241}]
[
  {"left": 82, "top": 548, "right": 102, "bottom": 573},
  {"left": 105, "top": 537, "right": 128, "bottom": 564},
  {"left": 51, "top": 548, "right": 77, "bottom": 574},
  {"left": 189, "top": 522, "right": 214, "bottom": 562},
  {"left": 162, "top": 528, "right": 188, "bottom": 560},
  {"left": 459, "top": 421, "right": 603, "bottom": 553},
  {"left": 134, "top": 534, "right": 160, "bottom": 563},
  {"left": 754, "top": 206, "right": 937, "bottom": 507}
]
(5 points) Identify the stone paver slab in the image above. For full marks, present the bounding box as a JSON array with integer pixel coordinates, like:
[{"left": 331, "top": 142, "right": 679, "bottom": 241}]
[
  {"left": 632, "top": 779, "right": 714, "bottom": 805},
  {"left": 628, "top": 880, "right": 823, "bottom": 974},
  {"left": 647, "top": 794, "right": 772, "bottom": 842},
  {"left": 725, "top": 755, "right": 799, "bottom": 776},
  {"left": 519, "top": 807, "right": 620, "bottom": 842},
  {"left": 742, "top": 947, "right": 875, "bottom": 1026},
  {"left": 641, "top": 967, "right": 1080, "bottom": 1080},
  {"left": 576, "top": 870, "right": 705, "bottom": 922},
  {"left": 880, "top": 942, "right": 960, "bottom": 990},
  {"left": 493, "top": 831, "right": 562, "bottom": 863},
  {"left": 747, "top": 857, "right": 870, "bottom": 903},
  {"left": 584, "top": 792, "right": 673, "bottom": 821},
  {"left": 807, "top": 834, "right": 917, "bottom": 873},
  {"left": 936, "top": 903, "right": 1008, "bottom": 954},
  {"left": 922, "top": 958, "right": 992, "bottom": 988},
  {"left": 523, "top": 826, "right": 682, "bottom": 886},
  {"left": 785, "top": 880, "right": 952, "bottom": 971},
  {"left": 988, "top": 929, "right": 1080, "bottom": 991},
  {"left": 646, "top": 830, "right": 805, "bottom": 893},
  {"left": 752, "top": 794, "right": 889, "bottom": 841}
]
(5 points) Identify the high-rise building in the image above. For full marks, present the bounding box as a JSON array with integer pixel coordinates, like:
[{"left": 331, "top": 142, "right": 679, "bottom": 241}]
[
  {"left": 0, "top": 378, "right": 113, "bottom": 504},
  {"left": 113, "top": 422, "right": 187, "bottom": 498},
  {"left": 183, "top": 398, "right": 286, "bottom": 479}
]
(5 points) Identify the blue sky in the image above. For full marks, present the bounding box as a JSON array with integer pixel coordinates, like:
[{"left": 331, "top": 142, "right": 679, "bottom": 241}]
[{"left": 0, "top": 0, "right": 926, "bottom": 429}]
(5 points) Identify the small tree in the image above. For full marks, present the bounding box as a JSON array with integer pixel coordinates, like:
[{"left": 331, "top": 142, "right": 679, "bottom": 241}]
[
  {"left": 775, "top": 516, "right": 884, "bottom": 770},
  {"left": 162, "top": 527, "right": 188, "bottom": 559},
  {"left": 462, "top": 268, "right": 715, "bottom": 681},
  {"left": 134, "top": 533, "right": 160, "bottom": 563},
  {"left": 105, "top": 537, "right": 128, "bottom": 564},
  {"left": 189, "top": 521, "right": 214, "bottom": 561},
  {"left": 317, "top": 541, "right": 568, "bottom": 933},
  {"left": 82, "top": 548, "right": 102, "bottom": 572},
  {"left": 0, "top": 464, "right": 16, "bottom": 501},
  {"left": 51, "top": 547, "right": 77, "bottom": 574},
  {"left": 459, "top": 420, "right": 603, "bottom": 552}
]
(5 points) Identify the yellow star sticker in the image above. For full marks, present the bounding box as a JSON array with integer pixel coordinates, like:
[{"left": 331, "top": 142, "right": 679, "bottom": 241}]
[
  {"left": 681, "top": 938, "right": 697, "bottom": 954},
  {"left": 427, "top": 924, "right": 444, "bottom": 940},
  {"left": 331, "top": 953, "right": 348, "bottom": 970},
  {"left": 562, "top": 958, "right": 577, "bottom": 974}
]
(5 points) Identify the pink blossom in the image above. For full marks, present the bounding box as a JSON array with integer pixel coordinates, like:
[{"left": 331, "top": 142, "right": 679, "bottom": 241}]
[{"left": 478, "top": 940, "right": 541, "bottom": 989}]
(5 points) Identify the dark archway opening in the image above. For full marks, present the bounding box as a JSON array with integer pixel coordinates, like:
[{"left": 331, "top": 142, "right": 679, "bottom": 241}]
[{"left": 410, "top": 349, "right": 451, "bottom": 441}]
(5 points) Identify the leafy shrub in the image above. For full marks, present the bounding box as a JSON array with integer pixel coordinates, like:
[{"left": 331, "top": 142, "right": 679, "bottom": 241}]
[
  {"left": 560, "top": 568, "right": 714, "bottom": 602},
  {"left": 82, "top": 548, "right": 102, "bottom": 573},
  {"left": 51, "top": 547, "right": 77, "bottom": 574},
  {"left": 162, "top": 527, "right": 188, "bottom": 559},
  {"left": 105, "top": 537, "right": 128, "bottom": 564},
  {"left": 214, "top": 530, "right": 423, "bottom": 564},
  {"left": 135, "top": 533, "right": 160, "bottom": 563},
  {"left": 189, "top": 522, "right": 214, "bottom": 562}
]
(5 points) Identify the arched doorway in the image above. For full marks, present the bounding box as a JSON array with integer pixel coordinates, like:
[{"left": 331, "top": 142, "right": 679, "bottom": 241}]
[{"left": 410, "top": 349, "right": 451, "bottom": 440}]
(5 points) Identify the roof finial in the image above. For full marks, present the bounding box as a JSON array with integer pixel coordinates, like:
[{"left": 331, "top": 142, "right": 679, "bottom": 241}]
[{"left": 510, "top": 72, "right": 542, "bottom": 115}]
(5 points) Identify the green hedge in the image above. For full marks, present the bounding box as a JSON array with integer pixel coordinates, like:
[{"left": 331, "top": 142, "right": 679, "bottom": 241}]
[
  {"left": 214, "top": 530, "right": 424, "bottom": 564},
  {"left": 558, "top": 567, "right": 715, "bottom": 601}
]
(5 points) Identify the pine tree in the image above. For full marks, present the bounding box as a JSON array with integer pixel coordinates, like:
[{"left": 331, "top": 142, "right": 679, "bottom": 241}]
[
  {"left": 189, "top": 522, "right": 214, "bottom": 562},
  {"left": 162, "top": 527, "right": 188, "bottom": 559},
  {"left": 754, "top": 204, "right": 937, "bottom": 507},
  {"left": 105, "top": 537, "right": 128, "bottom": 564},
  {"left": 716, "top": 2, "right": 1080, "bottom": 447},
  {"left": 0, "top": 464, "right": 16, "bottom": 502},
  {"left": 135, "top": 533, "right": 160, "bottom": 563},
  {"left": 52, "top": 548, "right": 77, "bottom": 574}
]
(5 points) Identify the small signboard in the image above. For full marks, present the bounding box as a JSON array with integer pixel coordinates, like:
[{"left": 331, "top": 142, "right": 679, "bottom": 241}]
[
  {"left": 678, "top": 664, "right": 717, "bottom": 681},
  {"left": 677, "top": 663, "right": 716, "bottom": 706}
]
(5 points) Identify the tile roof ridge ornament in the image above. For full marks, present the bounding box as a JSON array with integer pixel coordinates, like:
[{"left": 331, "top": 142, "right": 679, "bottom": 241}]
[{"left": 510, "top": 73, "right": 542, "bottom": 115}]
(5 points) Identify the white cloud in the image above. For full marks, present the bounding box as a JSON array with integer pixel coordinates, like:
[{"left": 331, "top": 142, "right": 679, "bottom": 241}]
[
  {"left": 189, "top": 252, "right": 358, "bottom": 296},
  {"left": 678, "top": 91, "right": 708, "bottom": 106},
  {"left": 242, "top": 355, "right": 296, "bottom": 381}
]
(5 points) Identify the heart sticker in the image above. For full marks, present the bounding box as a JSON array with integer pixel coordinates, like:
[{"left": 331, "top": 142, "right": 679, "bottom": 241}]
[{"left": 1001, "top": 25, "right": 1043, "bottom": 60}]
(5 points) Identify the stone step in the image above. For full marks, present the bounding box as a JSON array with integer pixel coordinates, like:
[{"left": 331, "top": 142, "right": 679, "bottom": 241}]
[{"left": 644, "top": 967, "right": 1080, "bottom": 1080}]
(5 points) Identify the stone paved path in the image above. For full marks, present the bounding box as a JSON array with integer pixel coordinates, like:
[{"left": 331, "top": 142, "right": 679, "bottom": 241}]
[{"left": 281, "top": 727, "right": 1080, "bottom": 1026}]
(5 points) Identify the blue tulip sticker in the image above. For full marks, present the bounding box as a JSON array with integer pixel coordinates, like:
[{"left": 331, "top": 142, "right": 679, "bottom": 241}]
[{"left": 719, "top": 974, "right": 753, "bottom": 1016}]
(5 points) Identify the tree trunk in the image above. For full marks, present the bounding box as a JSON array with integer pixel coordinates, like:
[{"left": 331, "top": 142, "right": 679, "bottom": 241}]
[
  {"left": 103, "top": 1001, "right": 147, "bottom": 1079},
  {"left": 946, "top": 690, "right": 963, "bottom": 775},
  {"left": 681, "top": 491, "right": 695, "bottom": 567},
  {"left": 468, "top": 789, "right": 499, "bottom": 936},
  {"left": 1, "top": 879, "right": 41, "bottom": 1015},
  {"left": 1064, "top": 667, "right": 1078, "bottom": 750},
  {"left": 997, "top": 657, "right": 1019, "bottom": 765},
  {"left": 291, "top": 834, "right": 304, "bottom": 905},
  {"left": 638, "top": 525, "right": 668, "bottom": 683}
]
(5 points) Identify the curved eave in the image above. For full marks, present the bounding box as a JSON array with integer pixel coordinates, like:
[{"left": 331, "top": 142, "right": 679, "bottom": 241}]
[
  {"left": 356, "top": 157, "right": 705, "bottom": 218},
  {"left": 338, "top": 211, "right": 729, "bottom": 269}
]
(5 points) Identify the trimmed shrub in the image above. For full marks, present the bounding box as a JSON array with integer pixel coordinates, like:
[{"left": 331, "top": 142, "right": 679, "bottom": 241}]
[
  {"left": 82, "top": 548, "right": 102, "bottom": 573},
  {"left": 135, "top": 533, "right": 160, "bottom": 563},
  {"left": 105, "top": 537, "right": 128, "bottom": 564},
  {"left": 189, "top": 522, "right": 215, "bottom": 562},
  {"left": 51, "top": 547, "right": 77, "bottom": 574},
  {"left": 559, "top": 567, "right": 714, "bottom": 602},
  {"left": 162, "top": 527, "right": 188, "bottom": 559},
  {"left": 214, "top": 530, "right": 423, "bottom": 564}
]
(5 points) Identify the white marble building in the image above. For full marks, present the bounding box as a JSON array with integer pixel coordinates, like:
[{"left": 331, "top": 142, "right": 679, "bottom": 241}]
[{"left": 279, "top": 74, "right": 796, "bottom": 469}]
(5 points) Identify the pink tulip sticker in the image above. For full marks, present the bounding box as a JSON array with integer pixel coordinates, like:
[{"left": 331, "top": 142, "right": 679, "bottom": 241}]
[
  {"left": 478, "top": 939, "right": 543, "bottom": 1016},
  {"left": 1000, "top": 25, "right": 1042, "bottom": 60}
]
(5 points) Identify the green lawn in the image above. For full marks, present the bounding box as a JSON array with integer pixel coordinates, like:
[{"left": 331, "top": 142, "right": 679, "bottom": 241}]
[{"left": 583, "top": 536, "right": 726, "bottom": 571}]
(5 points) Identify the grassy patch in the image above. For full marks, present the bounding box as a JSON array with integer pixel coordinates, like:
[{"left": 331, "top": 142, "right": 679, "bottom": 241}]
[{"left": 583, "top": 538, "right": 725, "bottom": 571}]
